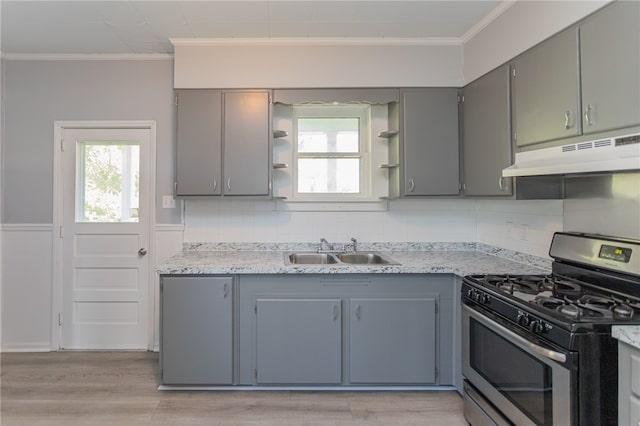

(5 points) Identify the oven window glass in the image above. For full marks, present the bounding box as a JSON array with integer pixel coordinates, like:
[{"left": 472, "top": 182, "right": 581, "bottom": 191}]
[{"left": 470, "top": 318, "right": 553, "bottom": 425}]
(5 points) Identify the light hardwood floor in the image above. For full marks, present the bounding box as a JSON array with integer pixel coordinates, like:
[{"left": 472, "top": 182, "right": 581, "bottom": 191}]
[{"left": 1, "top": 352, "right": 467, "bottom": 425}]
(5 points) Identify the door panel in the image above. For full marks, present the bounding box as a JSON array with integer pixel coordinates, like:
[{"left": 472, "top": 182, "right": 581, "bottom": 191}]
[
  {"left": 175, "top": 90, "right": 222, "bottom": 196},
  {"left": 349, "top": 298, "right": 437, "bottom": 383},
  {"left": 256, "top": 298, "right": 342, "bottom": 384},
  {"left": 161, "top": 277, "right": 233, "bottom": 385},
  {"left": 402, "top": 88, "right": 460, "bottom": 196},
  {"left": 223, "top": 91, "right": 270, "bottom": 196},
  {"left": 61, "top": 128, "right": 150, "bottom": 349}
]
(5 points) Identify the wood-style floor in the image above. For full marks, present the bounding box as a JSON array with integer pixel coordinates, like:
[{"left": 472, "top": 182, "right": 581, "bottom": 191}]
[{"left": 1, "top": 352, "right": 467, "bottom": 425}]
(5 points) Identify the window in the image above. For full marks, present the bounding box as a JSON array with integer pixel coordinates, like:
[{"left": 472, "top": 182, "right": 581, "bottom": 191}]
[
  {"left": 292, "top": 105, "right": 370, "bottom": 201},
  {"left": 76, "top": 141, "right": 140, "bottom": 222}
]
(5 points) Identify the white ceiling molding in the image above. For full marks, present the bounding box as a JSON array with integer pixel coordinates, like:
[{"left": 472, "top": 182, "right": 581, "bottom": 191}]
[
  {"left": 1, "top": 53, "right": 174, "bottom": 61},
  {"left": 170, "top": 37, "right": 464, "bottom": 47},
  {"left": 461, "top": 0, "right": 517, "bottom": 44}
]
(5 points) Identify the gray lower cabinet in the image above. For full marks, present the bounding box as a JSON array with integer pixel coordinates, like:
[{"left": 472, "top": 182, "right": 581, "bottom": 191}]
[
  {"left": 461, "top": 64, "right": 512, "bottom": 196},
  {"left": 160, "top": 276, "right": 233, "bottom": 385},
  {"left": 580, "top": 0, "right": 640, "bottom": 135},
  {"left": 238, "top": 274, "right": 454, "bottom": 386},
  {"left": 618, "top": 341, "right": 640, "bottom": 426},
  {"left": 401, "top": 88, "right": 460, "bottom": 196},
  {"left": 256, "top": 298, "right": 342, "bottom": 384},
  {"left": 511, "top": 27, "right": 581, "bottom": 147},
  {"left": 349, "top": 298, "right": 436, "bottom": 384}
]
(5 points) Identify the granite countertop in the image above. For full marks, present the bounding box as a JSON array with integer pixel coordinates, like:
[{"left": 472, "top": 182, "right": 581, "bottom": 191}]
[
  {"left": 612, "top": 326, "right": 640, "bottom": 350},
  {"left": 157, "top": 242, "right": 551, "bottom": 277}
]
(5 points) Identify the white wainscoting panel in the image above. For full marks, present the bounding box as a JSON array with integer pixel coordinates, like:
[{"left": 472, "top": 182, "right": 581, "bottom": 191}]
[
  {"left": 152, "top": 225, "right": 184, "bottom": 351},
  {"left": 1, "top": 225, "right": 54, "bottom": 352}
]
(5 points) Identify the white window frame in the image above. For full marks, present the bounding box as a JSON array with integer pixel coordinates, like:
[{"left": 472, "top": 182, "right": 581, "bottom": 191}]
[{"left": 291, "top": 105, "right": 372, "bottom": 202}]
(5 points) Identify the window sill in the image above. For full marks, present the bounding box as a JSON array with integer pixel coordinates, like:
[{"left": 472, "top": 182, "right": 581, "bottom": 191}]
[{"left": 275, "top": 200, "right": 388, "bottom": 212}]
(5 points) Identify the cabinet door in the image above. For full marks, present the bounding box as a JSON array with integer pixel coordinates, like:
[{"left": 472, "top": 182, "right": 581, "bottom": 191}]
[
  {"left": 462, "top": 65, "right": 513, "bottom": 196},
  {"left": 512, "top": 28, "right": 581, "bottom": 147},
  {"left": 401, "top": 88, "right": 460, "bottom": 196},
  {"left": 161, "top": 276, "right": 232, "bottom": 385},
  {"left": 349, "top": 298, "right": 437, "bottom": 384},
  {"left": 581, "top": 0, "right": 640, "bottom": 134},
  {"left": 256, "top": 298, "right": 342, "bottom": 384},
  {"left": 619, "top": 342, "right": 640, "bottom": 426},
  {"left": 175, "top": 90, "right": 222, "bottom": 196},
  {"left": 223, "top": 91, "right": 271, "bottom": 196}
]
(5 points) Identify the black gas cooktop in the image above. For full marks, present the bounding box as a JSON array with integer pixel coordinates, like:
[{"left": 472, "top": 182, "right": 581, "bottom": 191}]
[{"left": 466, "top": 273, "right": 640, "bottom": 324}]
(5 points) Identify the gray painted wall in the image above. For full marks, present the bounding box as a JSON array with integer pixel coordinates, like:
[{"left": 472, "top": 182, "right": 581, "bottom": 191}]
[{"left": 1, "top": 59, "right": 180, "bottom": 224}]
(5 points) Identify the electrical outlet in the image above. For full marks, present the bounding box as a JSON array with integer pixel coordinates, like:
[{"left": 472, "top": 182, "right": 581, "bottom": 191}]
[{"left": 162, "top": 195, "right": 176, "bottom": 209}]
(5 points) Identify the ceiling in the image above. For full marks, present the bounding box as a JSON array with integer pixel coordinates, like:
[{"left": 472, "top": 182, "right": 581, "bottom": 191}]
[{"left": 1, "top": 1, "right": 506, "bottom": 55}]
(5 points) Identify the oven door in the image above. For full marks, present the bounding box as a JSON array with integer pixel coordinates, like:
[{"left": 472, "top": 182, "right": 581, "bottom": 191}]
[{"left": 462, "top": 303, "right": 576, "bottom": 426}]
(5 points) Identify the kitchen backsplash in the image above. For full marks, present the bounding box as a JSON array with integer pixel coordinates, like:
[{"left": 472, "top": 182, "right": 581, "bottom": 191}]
[{"left": 183, "top": 198, "right": 564, "bottom": 259}]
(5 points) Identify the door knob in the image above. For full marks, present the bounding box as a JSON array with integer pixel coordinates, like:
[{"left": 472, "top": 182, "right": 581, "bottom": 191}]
[{"left": 138, "top": 248, "right": 148, "bottom": 256}]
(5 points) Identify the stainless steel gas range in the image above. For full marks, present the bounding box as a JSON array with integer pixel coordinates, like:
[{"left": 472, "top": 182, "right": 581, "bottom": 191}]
[{"left": 461, "top": 232, "right": 640, "bottom": 426}]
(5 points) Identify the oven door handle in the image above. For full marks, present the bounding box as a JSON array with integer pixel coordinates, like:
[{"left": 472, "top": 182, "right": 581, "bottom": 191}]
[{"left": 464, "top": 304, "right": 567, "bottom": 364}]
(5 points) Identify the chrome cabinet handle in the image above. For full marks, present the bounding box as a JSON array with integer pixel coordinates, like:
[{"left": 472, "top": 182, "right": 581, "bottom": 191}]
[
  {"left": 584, "top": 104, "right": 594, "bottom": 126},
  {"left": 226, "top": 178, "right": 231, "bottom": 191},
  {"left": 408, "top": 178, "right": 415, "bottom": 193},
  {"left": 332, "top": 305, "right": 339, "bottom": 321},
  {"left": 498, "top": 177, "right": 508, "bottom": 191},
  {"left": 355, "top": 305, "right": 361, "bottom": 320},
  {"left": 138, "top": 248, "right": 147, "bottom": 256},
  {"left": 213, "top": 178, "right": 217, "bottom": 192},
  {"left": 564, "top": 110, "right": 572, "bottom": 130}
]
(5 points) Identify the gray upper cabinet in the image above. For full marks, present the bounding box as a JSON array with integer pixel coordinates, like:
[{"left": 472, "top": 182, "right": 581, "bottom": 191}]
[
  {"left": 401, "top": 88, "right": 460, "bottom": 196},
  {"left": 462, "top": 65, "right": 512, "bottom": 196},
  {"left": 161, "top": 276, "right": 233, "bottom": 385},
  {"left": 223, "top": 91, "right": 271, "bottom": 196},
  {"left": 175, "top": 89, "right": 271, "bottom": 197},
  {"left": 175, "top": 90, "right": 222, "bottom": 196},
  {"left": 511, "top": 27, "right": 581, "bottom": 147},
  {"left": 255, "top": 298, "right": 342, "bottom": 384},
  {"left": 349, "top": 297, "right": 437, "bottom": 384},
  {"left": 580, "top": 0, "right": 640, "bottom": 134}
]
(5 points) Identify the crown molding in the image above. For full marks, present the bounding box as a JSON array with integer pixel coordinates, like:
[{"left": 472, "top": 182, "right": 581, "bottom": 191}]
[
  {"left": 461, "top": 0, "right": 517, "bottom": 44},
  {"left": 1, "top": 53, "right": 173, "bottom": 61},
  {"left": 170, "top": 37, "right": 463, "bottom": 47}
]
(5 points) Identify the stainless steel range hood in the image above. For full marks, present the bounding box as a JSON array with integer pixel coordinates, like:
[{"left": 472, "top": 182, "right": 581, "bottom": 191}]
[{"left": 502, "top": 133, "right": 640, "bottom": 177}]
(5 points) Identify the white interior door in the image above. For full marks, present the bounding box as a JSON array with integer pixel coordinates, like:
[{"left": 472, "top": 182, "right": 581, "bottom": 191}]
[{"left": 60, "top": 128, "right": 150, "bottom": 349}]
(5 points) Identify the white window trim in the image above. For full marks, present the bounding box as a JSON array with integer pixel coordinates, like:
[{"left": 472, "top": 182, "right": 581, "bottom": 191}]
[{"left": 291, "top": 105, "right": 372, "bottom": 202}]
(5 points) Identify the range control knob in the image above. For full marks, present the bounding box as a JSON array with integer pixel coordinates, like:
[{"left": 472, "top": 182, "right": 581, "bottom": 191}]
[
  {"left": 529, "top": 320, "right": 545, "bottom": 334},
  {"left": 517, "top": 312, "right": 530, "bottom": 328},
  {"left": 474, "top": 291, "right": 488, "bottom": 304}
]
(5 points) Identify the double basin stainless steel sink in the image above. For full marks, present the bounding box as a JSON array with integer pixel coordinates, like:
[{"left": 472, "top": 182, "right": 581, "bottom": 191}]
[{"left": 285, "top": 252, "right": 398, "bottom": 266}]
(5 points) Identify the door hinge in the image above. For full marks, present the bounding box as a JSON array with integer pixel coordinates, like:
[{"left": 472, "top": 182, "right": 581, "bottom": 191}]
[
  {"left": 59, "top": 225, "right": 64, "bottom": 238},
  {"left": 458, "top": 95, "right": 464, "bottom": 103},
  {"left": 254, "top": 303, "right": 257, "bottom": 314},
  {"left": 175, "top": 95, "right": 178, "bottom": 106},
  {"left": 58, "top": 312, "right": 63, "bottom": 326},
  {"left": 435, "top": 367, "right": 439, "bottom": 381},
  {"left": 513, "top": 132, "right": 517, "bottom": 143},
  {"left": 512, "top": 68, "right": 516, "bottom": 78},
  {"left": 60, "top": 138, "right": 64, "bottom": 152},
  {"left": 253, "top": 368, "right": 257, "bottom": 378},
  {"left": 435, "top": 302, "right": 439, "bottom": 314}
]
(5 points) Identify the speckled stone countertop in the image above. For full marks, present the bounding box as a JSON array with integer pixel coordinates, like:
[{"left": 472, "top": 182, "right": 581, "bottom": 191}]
[
  {"left": 612, "top": 326, "right": 640, "bottom": 350},
  {"left": 157, "top": 242, "right": 550, "bottom": 277}
]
